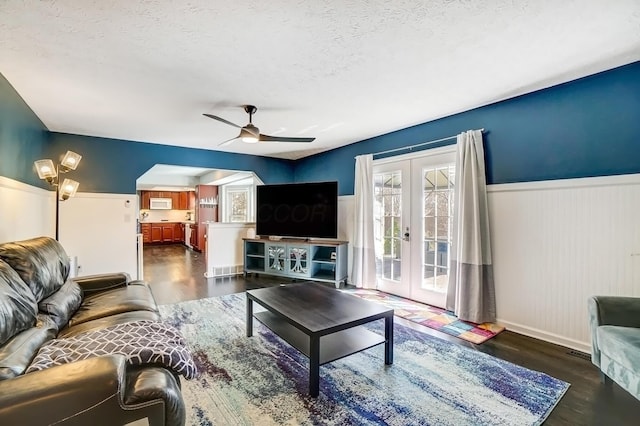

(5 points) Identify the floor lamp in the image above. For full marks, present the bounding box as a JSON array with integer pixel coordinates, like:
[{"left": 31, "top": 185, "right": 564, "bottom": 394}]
[{"left": 34, "top": 150, "right": 82, "bottom": 241}]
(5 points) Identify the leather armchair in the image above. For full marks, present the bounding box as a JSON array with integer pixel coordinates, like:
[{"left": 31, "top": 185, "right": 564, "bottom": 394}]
[{"left": 588, "top": 295, "right": 640, "bottom": 401}]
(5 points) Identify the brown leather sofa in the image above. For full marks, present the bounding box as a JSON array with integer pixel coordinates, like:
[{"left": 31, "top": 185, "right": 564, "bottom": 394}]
[{"left": 0, "top": 236, "right": 185, "bottom": 425}]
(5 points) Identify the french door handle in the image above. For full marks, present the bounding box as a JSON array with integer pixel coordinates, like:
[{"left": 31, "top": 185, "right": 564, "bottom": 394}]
[{"left": 403, "top": 227, "right": 410, "bottom": 241}]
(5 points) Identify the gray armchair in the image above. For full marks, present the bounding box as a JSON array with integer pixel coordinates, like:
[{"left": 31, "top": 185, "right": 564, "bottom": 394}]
[{"left": 588, "top": 296, "right": 640, "bottom": 400}]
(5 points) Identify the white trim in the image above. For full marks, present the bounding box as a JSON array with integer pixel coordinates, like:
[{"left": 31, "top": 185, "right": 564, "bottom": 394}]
[
  {"left": 372, "top": 144, "right": 457, "bottom": 165},
  {"left": 74, "top": 192, "right": 136, "bottom": 199},
  {"left": 488, "top": 173, "right": 640, "bottom": 193},
  {"left": 497, "top": 319, "right": 591, "bottom": 354},
  {"left": 0, "top": 176, "right": 51, "bottom": 195}
]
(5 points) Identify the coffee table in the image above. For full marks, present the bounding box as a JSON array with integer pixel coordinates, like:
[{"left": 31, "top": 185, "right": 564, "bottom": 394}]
[{"left": 246, "top": 282, "right": 393, "bottom": 397}]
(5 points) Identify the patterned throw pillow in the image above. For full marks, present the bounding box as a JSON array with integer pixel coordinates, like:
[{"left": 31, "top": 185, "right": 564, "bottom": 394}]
[{"left": 26, "top": 320, "right": 197, "bottom": 380}]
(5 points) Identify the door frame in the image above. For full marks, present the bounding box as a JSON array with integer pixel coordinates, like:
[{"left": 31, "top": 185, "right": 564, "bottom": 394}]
[{"left": 373, "top": 144, "right": 457, "bottom": 307}]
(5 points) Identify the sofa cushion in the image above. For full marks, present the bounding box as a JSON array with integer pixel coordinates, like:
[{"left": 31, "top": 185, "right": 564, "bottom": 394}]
[
  {"left": 0, "top": 237, "right": 70, "bottom": 302},
  {"left": 597, "top": 325, "right": 640, "bottom": 373},
  {"left": 0, "top": 259, "right": 38, "bottom": 346},
  {"left": 38, "top": 280, "right": 83, "bottom": 330},
  {"left": 59, "top": 310, "right": 160, "bottom": 338},
  {"left": 68, "top": 283, "right": 158, "bottom": 328},
  {"left": 0, "top": 315, "right": 57, "bottom": 380}
]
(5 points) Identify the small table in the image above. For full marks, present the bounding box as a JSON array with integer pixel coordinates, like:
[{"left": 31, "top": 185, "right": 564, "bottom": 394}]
[{"left": 246, "top": 282, "right": 393, "bottom": 397}]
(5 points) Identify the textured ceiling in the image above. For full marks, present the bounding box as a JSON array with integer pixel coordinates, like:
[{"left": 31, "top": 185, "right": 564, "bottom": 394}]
[{"left": 1, "top": 0, "right": 639, "bottom": 160}]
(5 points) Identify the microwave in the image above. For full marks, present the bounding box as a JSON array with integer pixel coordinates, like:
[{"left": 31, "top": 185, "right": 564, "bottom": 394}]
[{"left": 149, "top": 198, "right": 172, "bottom": 210}]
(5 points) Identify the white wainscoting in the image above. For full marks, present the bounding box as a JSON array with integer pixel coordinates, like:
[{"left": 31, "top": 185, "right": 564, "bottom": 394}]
[
  {"left": 205, "top": 222, "right": 253, "bottom": 277},
  {"left": 59, "top": 192, "right": 139, "bottom": 278},
  {"left": 489, "top": 174, "right": 640, "bottom": 353},
  {"left": 0, "top": 176, "right": 54, "bottom": 242},
  {"left": 338, "top": 195, "right": 355, "bottom": 283},
  {"left": 0, "top": 179, "right": 137, "bottom": 279}
]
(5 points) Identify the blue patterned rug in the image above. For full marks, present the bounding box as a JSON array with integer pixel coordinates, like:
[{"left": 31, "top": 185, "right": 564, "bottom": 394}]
[{"left": 159, "top": 293, "right": 569, "bottom": 425}]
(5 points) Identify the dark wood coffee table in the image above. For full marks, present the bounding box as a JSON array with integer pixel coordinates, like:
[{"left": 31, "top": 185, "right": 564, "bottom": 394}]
[{"left": 246, "top": 282, "right": 393, "bottom": 397}]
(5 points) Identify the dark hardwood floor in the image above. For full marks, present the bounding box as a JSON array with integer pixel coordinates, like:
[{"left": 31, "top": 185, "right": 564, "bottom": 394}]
[{"left": 143, "top": 244, "right": 640, "bottom": 425}]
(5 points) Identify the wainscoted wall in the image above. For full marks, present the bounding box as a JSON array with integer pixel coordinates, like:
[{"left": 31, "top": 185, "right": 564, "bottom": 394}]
[
  {"left": 0, "top": 176, "right": 53, "bottom": 242},
  {"left": 337, "top": 195, "right": 355, "bottom": 281},
  {"left": 488, "top": 173, "right": 640, "bottom": 352},
  {"left": 336, "top": 174, "right": 640, "bottom": 352},
  {"left": 59, "top": 192, "right": 139, "bottom": 279},
  {"left": 0, "top": 180, "right": 138, "bottom": 278}
]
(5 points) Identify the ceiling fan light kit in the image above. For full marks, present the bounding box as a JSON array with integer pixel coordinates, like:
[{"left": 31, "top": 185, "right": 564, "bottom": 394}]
[{"left": 203, "top": 105, "right": 316, "bottom": 146}]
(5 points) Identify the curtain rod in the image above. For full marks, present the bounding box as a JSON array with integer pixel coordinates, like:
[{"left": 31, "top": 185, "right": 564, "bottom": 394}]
[{"left": 364, "top": 128, "right": 485, "bottom": 158}]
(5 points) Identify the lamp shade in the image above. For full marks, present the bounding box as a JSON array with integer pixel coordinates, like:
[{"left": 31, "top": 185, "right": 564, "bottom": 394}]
[
  {"left": 34, "top": 159, "right": 57, "bottom": 181},
  {"left": 60, "top": 151, "right": 82, "bottom": 171},
  {"left": 59, "top": 178, "right": 79, "bottom": 200}
]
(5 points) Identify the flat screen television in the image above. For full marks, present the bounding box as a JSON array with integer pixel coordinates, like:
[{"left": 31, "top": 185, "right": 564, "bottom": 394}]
[{"left": 256, "top": 181, "right": 338, "bottom": 239}]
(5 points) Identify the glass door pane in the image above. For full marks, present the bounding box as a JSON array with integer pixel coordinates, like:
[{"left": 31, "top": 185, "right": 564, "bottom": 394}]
[
  {"left": 422, "top": 165, "right": 454, "bottom": 293},
  {"left": 374, "top": 161, "right": 411, "bottom": 298}
]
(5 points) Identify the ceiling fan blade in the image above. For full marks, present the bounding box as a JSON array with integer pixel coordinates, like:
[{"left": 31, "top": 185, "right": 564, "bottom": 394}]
[
  {"left": 259, "top": 134, "right": 316, "bottom": 143},
  {"left": 203, "top": 113, "right": 242, "bottom": 129},
  {"left": 218, "top": 135, "right": 239, "bottom": 147}
]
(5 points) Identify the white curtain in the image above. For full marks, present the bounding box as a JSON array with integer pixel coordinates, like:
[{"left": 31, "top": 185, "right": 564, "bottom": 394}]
[
  {"left": 446, "top": 130, "right": 497, "bottom": 323},
  {"left": 351, "top": 154, "right": 377, "bottom": 289}
]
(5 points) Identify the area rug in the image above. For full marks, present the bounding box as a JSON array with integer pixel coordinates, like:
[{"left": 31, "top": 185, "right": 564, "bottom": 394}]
[
  {"left": 158, "top": 293, "right": 568, "bottom": 425},
  {"left": 343, "top": 288, "right": 505, "bottom": 344}
]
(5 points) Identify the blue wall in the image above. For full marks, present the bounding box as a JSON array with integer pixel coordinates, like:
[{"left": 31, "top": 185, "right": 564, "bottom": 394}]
[
  {"left": 295, "top": 61, "right": 640, "bottom": 195},
  {"left": 49, "top": 133, "right": 295, "bottom": 193},
  {"left": 0, "top": 74, "right": 50, "bottom": 188},
  {"left": 3, "top": 61, "right": 640, "bottom": 196}
]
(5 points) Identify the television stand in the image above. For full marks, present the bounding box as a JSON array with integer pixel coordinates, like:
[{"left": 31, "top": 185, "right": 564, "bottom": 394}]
[{"left": 243, "top": 238, "right": 348, "bottom": 288}]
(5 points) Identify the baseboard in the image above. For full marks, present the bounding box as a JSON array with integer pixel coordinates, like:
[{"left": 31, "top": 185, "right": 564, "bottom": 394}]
[{"left": 497, "top": 319, "right": 591, "bottom": 354}]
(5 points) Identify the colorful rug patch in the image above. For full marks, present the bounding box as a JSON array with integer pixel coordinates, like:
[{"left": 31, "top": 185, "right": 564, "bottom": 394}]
[
  {"left": 159, "top": 293, "right": 568, "bottom": 425},
  {"left": 343, "top": 288, "right": 505, "bottom": 344}
]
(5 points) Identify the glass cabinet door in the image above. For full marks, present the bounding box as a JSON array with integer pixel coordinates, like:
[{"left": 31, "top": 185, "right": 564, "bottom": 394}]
[
  {"left": 287, "top": 245, "right": 310, "bottom": 277},
  {"left": 267, "top": 244, "right": 286, "bottom": 272}
]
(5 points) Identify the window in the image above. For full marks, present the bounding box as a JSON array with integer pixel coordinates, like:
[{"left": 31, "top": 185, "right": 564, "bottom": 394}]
[{"left": 222, "top": 185, "right": 254, "bottom": 222}]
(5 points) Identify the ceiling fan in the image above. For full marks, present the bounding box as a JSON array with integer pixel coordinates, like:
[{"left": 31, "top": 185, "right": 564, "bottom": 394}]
[{"left": 203, "top": 105, "right": 316, "bottom": 146}]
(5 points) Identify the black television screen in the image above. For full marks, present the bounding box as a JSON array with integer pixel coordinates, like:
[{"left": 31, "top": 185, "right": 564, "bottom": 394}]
[{"left": 256, "top": 181, "right": 338, "bottom": 239}]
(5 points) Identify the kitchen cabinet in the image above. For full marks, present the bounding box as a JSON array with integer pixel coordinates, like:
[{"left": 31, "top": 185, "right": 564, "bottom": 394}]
[
  {"left": 141, "top": 192, "right": 151, "bottom": 210},
  {"left": 141, "top": 223, "right": 151, "bottom": 243},
  {"left": 190, "top": 224, "right": 199, "bottom": 250},
  {"left": 140, "top": 190, "right": 195, "bottom": 211},
  {"left": 150, "top": 224, "right": 162, "bottom": 243},
  {"left": 162, "top": 225, "right": 174, "bottom": 242},
  {"left": 142, "top": 222, "right": 188, "bottom": 245},
  {"left": 175, "top": 223, "right": 185, "bottom": 242},
  {"left": 171, "top": 192, "right": 180, "bottom": 209},
  {"left": 179, "top": 192, "right": 188, "bottom": 210}
]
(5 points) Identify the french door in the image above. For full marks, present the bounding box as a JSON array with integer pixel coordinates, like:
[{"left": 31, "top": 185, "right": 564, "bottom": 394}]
[{"left": 373, "top": 147, "right": 456, "bottom": 308}]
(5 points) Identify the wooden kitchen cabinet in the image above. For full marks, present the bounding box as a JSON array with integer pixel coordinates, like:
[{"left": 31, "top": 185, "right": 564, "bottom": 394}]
[
  {"left": 150, "top": 224, "right": 162, "bottom": 243},
  {"left": 179, "top": 192, "right": 188, "bottom": 210},
  {"left": 141, "top": 223, "right": 151, "bottom": 243},
  {"left": 161, "top": 224, "right": 174, "bottom": 242},
  {"left": 171, "top": 192, "right": 180, "bottom": 209},
  {"left": 175, "top": 223, "right": 185, "bottom": 242},
  {"left": 143, "top": 222, "right": 187, "bottom": 245},
  {"left": 141, "top": 190, "right": 194, "bottom": 211},
  {"left": 190, "top": 224, "right": 199, "bottom": 250},
  {"left": 141, "top": 192, "right": 151, "bottom": 210}
]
